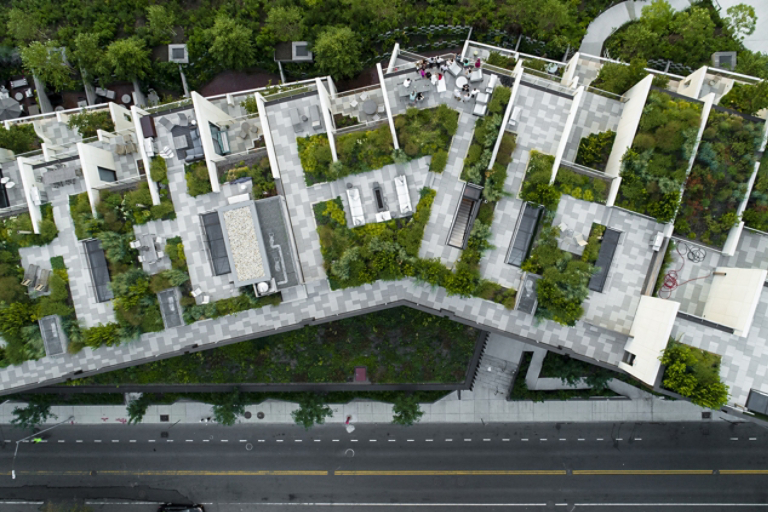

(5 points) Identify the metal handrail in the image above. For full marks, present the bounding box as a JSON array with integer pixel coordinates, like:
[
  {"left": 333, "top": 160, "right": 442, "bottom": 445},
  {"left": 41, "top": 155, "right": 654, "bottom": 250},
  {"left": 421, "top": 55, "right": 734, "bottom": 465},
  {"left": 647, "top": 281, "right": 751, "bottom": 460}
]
[
  {"left": 334, "top": 84, "right": 382, "bottom": 98},
  {"left": 145, "top": 98, "right": 193, "bottom": 114},
  {"left": 261, "top": 84, "right": 315, "bottom": 102},
  {"left": 334, "top": 119, "right": 387, "bottom": 135},
  {"left": 559, "top": 160, "right": 615, "bottom": 181},
  {"left": 584, "top": 85, "right": 628, "bottom": 103},
  {"left": 521, "top": 69, "right": 575, "bottom": 96}
]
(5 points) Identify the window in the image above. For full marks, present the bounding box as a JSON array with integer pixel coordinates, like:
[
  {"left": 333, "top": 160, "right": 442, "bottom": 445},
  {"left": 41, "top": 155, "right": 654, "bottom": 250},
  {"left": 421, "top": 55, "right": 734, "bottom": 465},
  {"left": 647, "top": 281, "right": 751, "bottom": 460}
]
[
  {"left": 97, "top": 167, "right": 117, "bottom": 182},
  {"left": 622, "top": 351, "right": 636, "bottom": 366},
  {"left": 123, "top": 113, "right": 132, "bottom": 123}
]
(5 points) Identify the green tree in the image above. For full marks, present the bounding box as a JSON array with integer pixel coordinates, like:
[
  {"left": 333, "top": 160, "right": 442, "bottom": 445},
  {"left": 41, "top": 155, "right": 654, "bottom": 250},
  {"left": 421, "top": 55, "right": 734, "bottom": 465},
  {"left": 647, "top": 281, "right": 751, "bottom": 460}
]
[
  {"left": 723, "top": 4, "right": 757, "bottom": 41},
  {"left": 720, "top": 81, "right": 768, "bottom": 115},
  {"left": 292, "top": 393, "right": 332, "bottom": 429},
  {"left": 127, "top": 394, "right": 152, "bottom": 424},
  {"left": 11, "top": 396, "right": 56, "bottom": 429},
  {"left": 103, "top": 37, "right": 151, "bottom": 81},
  {"left": 20, "top": 41, "right": 73, "bottom": 92},
  {"left": 211, "top": 389, "right": 247, "bottom": 426},
  {"left": 0, "top": 124, "right": 40, "bottom": 154},
  {"left": 208, "top": 15, "right": 255, "bottom": 71},
  {"left": 668, "top": 6, "right": 715, "bottom": 65},
  {"left": 391, "top": 394, "right": 424, "bottom": 426},
  {"left": 146, "top": 5, "right": 177, "bottom": 46},
  {"left": 69, "top": 33, "right": 105, "bottom": 82},
  {"left": 735, "top": 50, "right": 768, "bottom": 79},
  {"left": 6, "top": 8, "right": 42, "bottom": 44},
  {"left": 660, "top": 340, "right": 729, "bottom": 409},
  {"left": 313, "top": 26, "right": 362, "bottom": 80},
  {"left": 591, "top": 58, "right": 649, "bottom": 95},
  {"left": 67, "top": 110, "right": 115, "bottom": 138},
  {"left": 265, "top": 6, "right": 305, "bottom": 43},
  {"left": 639, "top": 0, "right": 675, "bottom": 35}
]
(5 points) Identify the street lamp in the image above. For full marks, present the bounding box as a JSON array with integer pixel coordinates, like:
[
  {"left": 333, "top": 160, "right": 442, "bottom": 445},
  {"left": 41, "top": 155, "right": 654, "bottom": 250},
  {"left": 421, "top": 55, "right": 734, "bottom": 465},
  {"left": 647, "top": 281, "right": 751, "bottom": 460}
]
[{"left": 11, "top": 415, "right": 73, "bottom": 480}]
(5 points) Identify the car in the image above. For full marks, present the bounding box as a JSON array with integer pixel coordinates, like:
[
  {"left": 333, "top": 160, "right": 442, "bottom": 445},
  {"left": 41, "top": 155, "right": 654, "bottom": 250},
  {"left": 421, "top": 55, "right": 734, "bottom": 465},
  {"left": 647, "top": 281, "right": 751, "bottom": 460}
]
[{"left": 157, "top": 504, "right": 205, "bottom": 512}]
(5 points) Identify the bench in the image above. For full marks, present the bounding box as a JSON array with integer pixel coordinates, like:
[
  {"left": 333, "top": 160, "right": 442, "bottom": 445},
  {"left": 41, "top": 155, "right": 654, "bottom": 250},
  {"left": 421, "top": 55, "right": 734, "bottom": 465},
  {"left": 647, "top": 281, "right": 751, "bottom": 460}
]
[
  {"left": 289, "top": 108, "right": 304, "bottom": 133},
  {"left": 394, "top": 175, "right": 412, "bottom": 214},
  {"left": 21, "top": 264, "right": 38, "bottom": 287},
  {"left": 35, "top": 268, "right": 50, "bottom": 292},
  {"left": 310, "top": 104, "right": 322, "bottom": 130},
  {"left": 485, "top": 74, "right": 498, "bottom": 93}
]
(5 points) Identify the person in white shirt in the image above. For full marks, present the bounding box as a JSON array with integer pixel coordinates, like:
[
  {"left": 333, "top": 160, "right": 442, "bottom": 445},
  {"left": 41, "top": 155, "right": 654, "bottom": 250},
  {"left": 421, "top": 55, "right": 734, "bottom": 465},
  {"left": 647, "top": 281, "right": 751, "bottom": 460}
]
[
  {"left": 403, "top": 78, "right": 412, "bottom": 88},
  {"left": 431, "top": 73, "right": 438, "bottom": 86},
  {"left": 470, "top": 88, "right": 479, "bottom": 99}
]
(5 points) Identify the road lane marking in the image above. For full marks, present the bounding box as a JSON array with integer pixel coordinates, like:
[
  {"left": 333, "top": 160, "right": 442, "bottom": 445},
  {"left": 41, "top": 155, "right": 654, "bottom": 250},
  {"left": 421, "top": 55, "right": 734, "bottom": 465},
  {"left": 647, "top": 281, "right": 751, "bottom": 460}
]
[
  {"left": 148, "top": 440, "right": 155, "bottom": 443},
  {"left": 407, "top": 439, "right": 414, "bottom": 442},
  {"left": 315, "top": 439, "right": 321, "bottom": 442},
  {"left": 129, "top": 440, "right": 136, "bottom": 443},
  {"left": 240, "top": 440, "right": 248, "bottom": 443},
  {"left": 573, "top": 470, "right": 712, "bottom": 475},
  {"left": 351, "top": 440, "right": 358, "bottom": 443},
  {"left": 94, "top": 440, "right": 101, "bottom": 443},
  {"left": 388, "top": 439, "right": 396, "bottom": 442},
  {"left": 445, "top": 439, "right": 452, "bottom": 442},
  {"left": 750, "top": 437, "right": 757, "bottom": 441},
  {"left": 258, "top": 440, "right": 265, "bottom": 443},
  {"left": 1, "top": 470, "right": 328, "bottom": 477},
  {"left": 202, "top": 440, "right": 209, "bottom": 443},
  {"left": 167, "top": 440, "right": 173, "bottom": 443},
  {"left": 521, "top": 439, "right": 528, "bottom": 442},
  {"left": 186, "top": 440, "right": 193, "bottom": 443},
  {"left": 559, "top": 439, "right": 566, "bottom": 441},
  {"left": 635, "top": 438, "right": 642, "bottom": 441},
  {"left": 335, "top": 470, "right": 567, "bottom": 476},
  {"left": 221, "top": 440, "right": 228, "bottom": 443},
  {"left": 720, "top": 470, "right": 768, "bottom": 474},
  {"left": 58, "top": 440, "right": 65, "bottom": 443},
  {"left": 597, "top": 438, "right": 603, "bottom": 441},
  {"left": 426, "top": 439, "right": 432, "bottom": 442},
  {"left": 295, "top": 440, "right": 302, "bottom": 443},
  {"left": 483, "top": 439, "right": 490, "bottom": 442},
  {"left": 277, "top": 440, "right": 283, "bottom": 443},
  {"left": 369, "top": 439, "right": 377, "bottom": 442},
  {"left": 540, "top": 439, "right": 547, "bottom": 442},
  {"left": 332, "top": 440, "right": 339, "bottom": 442},
  {"left": 112, "top": 440, "right": 119, "bottom": 443},
  {"left": 76, "top": 440, "right": 82, "bottom": 443},
  {"left": 616, "top": 438, "right": 623, "bottom": 441},
  {"left": 578, "top": 438, "right": 585, "bottom": 441},
  {"left": 731, "top": 437, "right": 739, "bottom": 441},
  {"left": 464, "top": 439, "right": 471, "bottom": 442},
  {"left": 502, "top": 439, "right": 510, "bottom": 442}
]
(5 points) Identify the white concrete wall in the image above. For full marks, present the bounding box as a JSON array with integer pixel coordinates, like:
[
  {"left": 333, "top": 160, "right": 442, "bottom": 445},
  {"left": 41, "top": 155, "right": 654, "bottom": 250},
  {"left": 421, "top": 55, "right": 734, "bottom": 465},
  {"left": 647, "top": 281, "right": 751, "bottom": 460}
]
[
  {"left": 131, "top": 105, "right": 161, "bottom": 206},
  {"left": 387, "top": 43, "right": 400, "bottom": 73},
  {"left": 549, "top": 87, "right": 584, "bottom": 185},
  {"left": 255, "top": 93, "right": 281, "bottom": 181},
  {"left": 16, "top": 156, "right": 41, "bottom": 234},
  {"left": 77, "top": 142, "right": 118, "bottom": 216},
  {"left": 315, "top": 78, "right": 339, "bottom": 160},
  {"left": 604, "top": 74, "right": 653, "bottom": 206},
  {"left": 560, "top": 52, "right": 580, "bottom": 88},
  {"left": 488, "top": 60, "right": 524, "bottom": 168},
  {"left": 191, "top": 91, "right": 233, "bottom": 194},
  {"left": 676, "top": 66, "right": 708, "bottom": 100},
  {"left": 376, "top": 63, "right": 400, "bottom": 151},
  {"left": 109, "top": 102, "right": 135, "bottom": 133}
]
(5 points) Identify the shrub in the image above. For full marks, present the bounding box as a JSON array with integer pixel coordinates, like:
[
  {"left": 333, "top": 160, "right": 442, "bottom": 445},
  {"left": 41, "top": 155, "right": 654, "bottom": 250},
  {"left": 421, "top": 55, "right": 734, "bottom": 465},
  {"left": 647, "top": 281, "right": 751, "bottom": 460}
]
[
  {"left": 149, "top": 157, "right": 168, "bottom": 183},
  {"left": 292, "top": 393, "right": 333, "bottom": 429},
  {"left": 185, "top": 161, "right": 213, "bottom": 196},
  {"left": 83, "top": 323, "right": 121, "bottom": 348},
  {"left": 488, "top": 86, "right": 511, "bottom": 115},
  {"left": 661, "top": 339, "right": 728, "bottom": 409},
  {"left": 429, "top": 150, "right": 448, "bottom": 173},
  {"left": 211, "top": 389, "right": 247, "bottom": 426},
  {"left": 67, "top": 110, "right": 115, "bottom": 138},
  {"left": 720, "top": 81, "right": 768, "bottom": 116},
  {"left": 391, "top": 393, "right": 424, "bottom": 426},
  {"left": 590, "top": 59, "right": 649, "bottom": 96},
  {"left": 575, "top": 130, "right": 616, "bottom": 171}
]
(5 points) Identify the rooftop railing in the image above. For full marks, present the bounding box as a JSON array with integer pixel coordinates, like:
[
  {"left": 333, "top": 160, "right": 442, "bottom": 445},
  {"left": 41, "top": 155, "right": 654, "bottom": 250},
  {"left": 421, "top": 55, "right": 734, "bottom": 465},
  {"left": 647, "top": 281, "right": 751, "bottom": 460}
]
[
  {"left": 145, "top": 98, "right": 193, "bottom": 115},
  {"left": 261, "top": 83, "right": 317, "bottom": 103},
  {"left": 584, "top": 85, "right": 628, "bottom": 103},
  {"left": 3, "top": 102, "right": 110, "bottom": 130},
  {"left": 334, "top": 118, "right": 388, "bottom": 136},
  {"left": 559, "top": 160, "right": 615, "bottom": 181},
  {"left": 521, "top": 68, "right": 575, "bottom": 97}
]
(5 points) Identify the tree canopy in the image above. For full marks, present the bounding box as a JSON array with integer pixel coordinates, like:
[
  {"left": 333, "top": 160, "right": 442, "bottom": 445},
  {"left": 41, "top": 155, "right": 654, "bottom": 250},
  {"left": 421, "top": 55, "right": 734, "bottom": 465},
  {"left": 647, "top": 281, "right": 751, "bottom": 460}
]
[
  {"left": 103, "top": 37, "right": 151, "bottom": 81},
  {"left": 313, "top": 26, "right": 363, "bottom": 80},
  {"left": 20, "top": 40, "right": 73, "bottom": 92},
  {"left": 207, "top": 15, "right": 255, "bottom": 71}
]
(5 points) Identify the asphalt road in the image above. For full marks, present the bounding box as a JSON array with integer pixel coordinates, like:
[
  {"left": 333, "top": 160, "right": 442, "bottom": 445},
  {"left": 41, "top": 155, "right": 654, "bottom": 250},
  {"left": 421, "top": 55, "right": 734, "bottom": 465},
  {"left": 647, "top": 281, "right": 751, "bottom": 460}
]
[{"left": 1, "top": 421, "right": 767, "bottom": 511}]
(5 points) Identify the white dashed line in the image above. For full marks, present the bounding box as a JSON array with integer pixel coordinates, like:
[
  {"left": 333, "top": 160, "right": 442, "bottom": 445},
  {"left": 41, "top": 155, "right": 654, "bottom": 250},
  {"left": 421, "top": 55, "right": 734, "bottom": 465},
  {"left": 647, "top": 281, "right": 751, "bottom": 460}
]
[
  {"left": 522, "top": 438, "right": 528, "bottom": 442},
  {"left": 370, "top": 440, "right": 377, "bottom": 442},
  {"left": 578, "top": 438, "right": 585, "bottom": 441},
  {"left": 240, "top": 440, "right": 248, "bottom": 443},
  {"left": 750, "top": 437, "right": 758, "bottom": 441},
  {"left": 129, "top": 440, "right": 136, "bottom": 443},
  {"left": 464, "top": 439, "right": 472, "bottom": 442},
  {"left": 314, "top": 439, "right": 321, "bottom": 443},
  {"left": 635, "top": 438, "right": 642, "bottom": 441},
  {"left": 167, "top": 440, "right": 173, "bottom": 443},
  {"left": 276, "top": 440, "right": 283, "bottom": 443},
  {"left": 407, "top": 439, "right": 414, "bottom": 442},
  {"left": 351, "top": 440, "right": 358, "bottom": 443},
  {"left": 295, "top": 440, "right": 302, "bottom": 443},
  {"left": 559, "top": 438, "right": 566, "bottom": 441},
  {"left": 112, "top": 440, "right": 119, "bottom": 443},
  {"left": 426, "top": 439, "right": 433, "bottom": 442},
  {"left": 483, "top": 439, "right": 491, "bottom": 442},
  {"left": 596, "top": 438, "right": 604, "bottom": 441},
  {"left": 76, "top": 440, "right": 83, "bottom": 443},
  {"left": 540, "top": 439, "right": 547, "bottom": 442},
  {"left": 502, "top": 438, "right": 510, "bottom": 442},
  {"left": 186, "top": 440, "right": 193, "bottom": 443},
  {"left": 94, "top": 440, "right": 101, "bottom": 443},
  {"left": 221, "top": 440, "right": 228, "bottom": 443},
  {"left": 731, "top": 437, "right": 739, "bottom": 441},
  {"left": 258, "top": 440, "right": 265, "bottom": 443},
  {"left": 388, "top": 439, "right": 396, "bottom": 442},
  {"left": 616, "top": 438, "right": 623, "bottom": 441},
  {"left": 332, "top": 440, "right": 339, "bottom": 442},
  {"left": 445, "top": 439, "right": 453, "bottom": 442},
  {"left": 58, "top": 440, "right": 65, "bottom": 443},
  {"left": 148, "top": 440, "right": 155, "bottom": 443},
  {"left": 202, "top": 440, "right": 209, "bottom": 443}
]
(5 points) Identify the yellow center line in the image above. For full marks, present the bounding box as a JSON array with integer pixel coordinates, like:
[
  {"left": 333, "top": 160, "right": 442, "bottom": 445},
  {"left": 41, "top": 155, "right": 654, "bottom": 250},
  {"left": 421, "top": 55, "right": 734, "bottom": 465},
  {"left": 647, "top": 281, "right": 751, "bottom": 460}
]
[
  {"left": 0, "top": 470, "right": 328, "bottom": 477},
  {"left": 720, "top": 470, "right": 768, "bottom": 475},
  {"left": 573, "top": 470, "right": 713, "bottom": 475},
  {"left": 335, "top": 470, "right": 567, "bottom": 476}
]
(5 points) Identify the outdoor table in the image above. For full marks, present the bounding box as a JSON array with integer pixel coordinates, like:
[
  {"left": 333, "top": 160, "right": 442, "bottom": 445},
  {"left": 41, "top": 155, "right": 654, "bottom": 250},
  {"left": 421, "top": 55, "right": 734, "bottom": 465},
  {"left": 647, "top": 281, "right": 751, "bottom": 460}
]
[
  {"left": 363, "top": 100, "right": 377, "bottom": 115},
  {"left": 140, "top": 233, "right": 158, "bottom": 264},
  {"left": 122, "top": 94, "right": 132, "bottom": 104},
  {"left": 173, "top": 135, "right": 189, "bottom": 149},
  {"left": 456, "top": 76, "right": 469, "bottom": 89},
  {"left": 14, "top": 93, "right": 23, "bottom": 101}
]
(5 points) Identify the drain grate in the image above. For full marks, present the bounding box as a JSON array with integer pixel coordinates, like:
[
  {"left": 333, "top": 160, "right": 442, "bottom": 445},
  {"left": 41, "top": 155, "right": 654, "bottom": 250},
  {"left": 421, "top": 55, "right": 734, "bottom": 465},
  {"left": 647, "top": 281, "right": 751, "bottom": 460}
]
[
  {"left": 702, "top": 411, "right": 711, "bottom": 419},
  {"left": 160, "top": 414, "right": 169, "bottom": 422}
]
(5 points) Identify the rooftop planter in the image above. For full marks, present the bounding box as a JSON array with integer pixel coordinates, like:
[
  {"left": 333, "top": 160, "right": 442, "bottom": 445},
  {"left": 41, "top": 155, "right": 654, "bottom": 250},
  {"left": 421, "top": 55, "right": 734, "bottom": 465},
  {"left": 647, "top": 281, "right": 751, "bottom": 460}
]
[
  {"left": 520, "top": 151, "right": 560, "bottom": 211},
  {"left": 742, "top": 153, "right": 768, "bottom": 232},
  {"left": 574, "top": 130, "right": 615, "bottom": 172},
  {"left": 553, "top": 165, "right": 609, "bottom": 204},
  {"left": 674, "top": 110, "right": 763, "bottom": 247},
  {"left": 185, "top": 160, "right": 213, "bottom": 197},
  {"left": 216, "top": 153, "right": 276, "bottom": 198},
  {"left": 616, "top": 91, "right": 702, "bottom": 223},
  {"left": 719, "top": 81, "right": 768, "bottom": 117},
  {"left": 299, "top": 124, "right": 394, "bottom": 185},
  {"left": 394, "top": 104, "right": 459, "bottom": 174},
  {"left": 660, "top": 338, "right": 728, "bottom": 410},
  {"left": 461, "top": 110, "right": 516, "bottom": 202}
]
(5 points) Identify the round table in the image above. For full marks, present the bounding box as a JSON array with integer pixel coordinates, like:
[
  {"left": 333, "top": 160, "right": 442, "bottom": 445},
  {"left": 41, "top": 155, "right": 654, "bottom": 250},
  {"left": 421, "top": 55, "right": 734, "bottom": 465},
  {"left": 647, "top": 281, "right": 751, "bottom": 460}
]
[
  {"left": 456, "top": 76, "right": 469, "bottom": 89},
  {"left": 54, "top": 106, "right": 64, "bottom": 111},
  {"left": 5, "top": 181, "right": 15, "bottom": 189},
  {"left": 363, "top": 99, "right": 377, "bottom": 116},
  {"left": 14, "top": 92, "right": 23, "bottom": 101},
  {"left": 121, "top": 94, "right": 132, "bottom": 104}
]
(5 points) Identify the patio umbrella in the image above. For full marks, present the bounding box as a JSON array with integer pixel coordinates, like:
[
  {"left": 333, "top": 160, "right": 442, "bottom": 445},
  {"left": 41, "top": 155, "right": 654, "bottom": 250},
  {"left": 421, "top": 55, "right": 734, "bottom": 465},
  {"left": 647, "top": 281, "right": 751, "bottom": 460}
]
[{"left": 0, "top": 96, "right": 22, "bottom": 121}]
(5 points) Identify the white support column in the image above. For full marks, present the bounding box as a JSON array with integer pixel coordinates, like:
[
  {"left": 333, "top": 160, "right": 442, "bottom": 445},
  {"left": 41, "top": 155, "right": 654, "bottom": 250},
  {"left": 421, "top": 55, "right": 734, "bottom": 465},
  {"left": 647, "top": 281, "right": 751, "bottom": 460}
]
[
  {"left": 16, "top": 157, "right": 41, "bottom": 234},
  {"left": 255, "top": 93, "right": 281, "bottom": 181},
  {"left": 387, "top": 43, "right": 400, "bottom": 74},
  {"left": 376, "top": 63, "right": 400, "bottom": 151},
  {"left": 315, "top": 77, "right": 338, "bottom": 162},
  {"left": 326, "top": 76, "right": 338, "bottom": 100},
  {"left": 560, "top": 52, "right": 580, "bottom": 88},
  {"left": 131, "top": 105, "right": 161, "bottom": 206},
  {"left": 549, "top": 86, "right": 584, "bottom": 185}
]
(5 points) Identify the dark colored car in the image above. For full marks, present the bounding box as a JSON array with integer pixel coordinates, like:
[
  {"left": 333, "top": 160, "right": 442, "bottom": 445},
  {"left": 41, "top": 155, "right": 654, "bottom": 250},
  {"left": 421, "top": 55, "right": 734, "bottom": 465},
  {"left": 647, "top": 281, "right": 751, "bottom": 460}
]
[{"left": 157, "top": 504, "right": 205, "bottom": 512}]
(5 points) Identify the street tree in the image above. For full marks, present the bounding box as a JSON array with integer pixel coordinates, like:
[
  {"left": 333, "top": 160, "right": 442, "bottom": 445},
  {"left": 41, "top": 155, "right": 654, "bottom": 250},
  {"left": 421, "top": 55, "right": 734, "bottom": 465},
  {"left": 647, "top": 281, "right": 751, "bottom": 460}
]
[
  {"left": 11, "top": 396, "right": 56, "bottom": 429},
  {"left": 146, "top": 5, "right": 177, "bottom": 46},
  {"left": 212, "top": 389, "right": 247, "bottom": 426},
  {"left": 103, "top": 37, "right": 151, "bottom": 81},
  {"left": 126, "top": 394, "right": 152, "bottom": 424},
  {"left": 69, "top": 33, "right": 106, "bottom": 82},
  {"left": 313, "top": 26, "right": 362, "bottom": 80},
  {"left": 723, "top": 4, "right": 757, "bottom": 41},
  {"left": 208, "top": 15, "right": 255, "bottom": 71},
  {"left": 265, "top": 6, "right": 305, "bottom": 43},
  {"left": 391, "top": 394, "right": 424, "bottom": 426},
  {"left": 292, "top": 393, "right": 332, "bottom": 429},
  {"left": 6, "top": 8, "right": 42, "bottom": 44},
  {"left": 20, "top": 41, "right": 74, "bottom": 92}
]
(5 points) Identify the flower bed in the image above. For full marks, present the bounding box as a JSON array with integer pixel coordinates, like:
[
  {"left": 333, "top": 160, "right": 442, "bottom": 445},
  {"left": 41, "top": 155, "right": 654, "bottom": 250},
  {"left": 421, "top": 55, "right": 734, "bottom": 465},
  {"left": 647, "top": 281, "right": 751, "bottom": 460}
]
[
  {"left": 185, "top": 160, "right": 213, "bottom": 196},
  {"left": 65, "top": 307, "right": 478, "bottom": 385},
  {"left": 394, "top": 104, "right": 459, "bottom": 173},
  {"left": 298, "top": 125, "right": 394, "bottom": 184},
  {"left": 520, "top": 151, "right": 560, "bottom": 210},
  {"left": 461, "top": 113, "right": 516, "bottom": 202},
  {"left": 674, "top": 110, "right": 762, "bottom": 247},
  {"left": 616, "top": 91, "right": 702, "bottom": 223},
  {"left": 554, "top": 167, "right": 609, "bottom": 204},
  {"left": 742, "top": 153, "right": 768, "bottom": 232},
  {"left": 574, "top": 130, "right": 615, "bottom": 172},
  {"left": 217, "top": 154, "right": 276, "bottom": 198}
]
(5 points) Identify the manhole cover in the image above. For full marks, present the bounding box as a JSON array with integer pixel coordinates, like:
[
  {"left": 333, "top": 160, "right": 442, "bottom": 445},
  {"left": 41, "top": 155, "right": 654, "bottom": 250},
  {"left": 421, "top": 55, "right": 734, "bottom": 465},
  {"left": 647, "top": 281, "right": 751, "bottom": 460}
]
[
  {"left": 257, "top": 412, "right": 265, "bottom": 420},
  {"left": 246, "top": 443, "right": 253, "bottom": 451},
  {"left": 244, "top": 412, "right": 252, "bottom": 419}
]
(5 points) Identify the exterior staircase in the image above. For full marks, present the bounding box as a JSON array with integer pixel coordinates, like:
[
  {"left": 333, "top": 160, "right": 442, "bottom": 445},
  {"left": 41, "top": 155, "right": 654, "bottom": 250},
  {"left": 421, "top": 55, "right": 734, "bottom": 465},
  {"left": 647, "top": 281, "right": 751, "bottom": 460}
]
[{"left": 448, "top": 197, "right": 473, "bottom": 248}]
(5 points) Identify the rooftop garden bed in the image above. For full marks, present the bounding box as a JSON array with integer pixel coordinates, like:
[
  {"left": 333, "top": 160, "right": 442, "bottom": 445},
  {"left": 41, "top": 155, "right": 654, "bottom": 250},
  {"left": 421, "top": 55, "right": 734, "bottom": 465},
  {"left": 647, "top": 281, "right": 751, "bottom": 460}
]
[
  {"left": 185, "top": 160, "right": 213, "bottom": 197},
  {"left": 66, "top": 110, "right": 115, "bottom": 138},
  {"left": 333, "top": 113, "right": 359, "bottom": 129},
  {"left": 393, "top": 104, "right": 459, "bottom": 174},
  {"left": 742, "top": 153, "right": 768, "bottom": 232},
  {"left": 0, "top": 124, "right": 41, "bottom": 154},
  {"left": 553, "top": 166, "right": 609, "bottom": 204},
  {"left": 719, "top": 81, "right": 768, "bottom": 117},
  {"left": 674, "top": 110, "right": 762, "bottom": 247},
  {"left": 660, "top": 338, "right": 728, "bottom": 409},
  {"left": 461, "top": 112, "right": 516, "bottom": 202},
  {"left": 574, "top": 130, "right": 615, "bottom": 172},
  {"left": 520, "top": 151, "right": 561, "bottom": 210},
  {"left": 65, "top": 307, "right": 478, "bottom": 385},
  {"left": 486, "top": 51, "right": 517, "bottom": 72},
  {"left": 589, "top": 59, "right": 668, "bottom": 96},
  {"left": 217, "top": 154, "right": 276, "bottom": 198},
  {"left": 298, "top": 124, "right": 394, "bottom": 185},
  {"left": 616, "top": 91, "right": 702, "bottom": 222},
  {"left": 509, "top": 352, "right": 619, "bottom": 401},
  {"left": 0, "top": 211, "right": 67, "bottom": 367}
]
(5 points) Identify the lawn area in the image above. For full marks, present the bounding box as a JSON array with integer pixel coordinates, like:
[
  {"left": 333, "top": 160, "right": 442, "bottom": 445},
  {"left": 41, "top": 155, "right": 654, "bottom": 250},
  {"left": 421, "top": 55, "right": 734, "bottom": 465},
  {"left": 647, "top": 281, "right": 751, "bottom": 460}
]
[
  {"left": 66, "top": 307, "right": 480, "bottom": 385},
  {"left": 394, "top": 104, "right": 459, "bottom": 174},
  {"left": 616, "top": 91, "right": 702, "bottom": 222},
  {"left": 674, "top": 110, "right": 762, "bottom": 247}
]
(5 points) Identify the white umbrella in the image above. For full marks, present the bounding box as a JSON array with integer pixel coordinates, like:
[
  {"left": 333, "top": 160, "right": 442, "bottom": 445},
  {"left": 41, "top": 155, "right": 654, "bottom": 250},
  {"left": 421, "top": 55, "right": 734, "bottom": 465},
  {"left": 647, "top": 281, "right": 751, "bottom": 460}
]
[{"left": 0, "top": 96, "right": 22, "bottom": 121}]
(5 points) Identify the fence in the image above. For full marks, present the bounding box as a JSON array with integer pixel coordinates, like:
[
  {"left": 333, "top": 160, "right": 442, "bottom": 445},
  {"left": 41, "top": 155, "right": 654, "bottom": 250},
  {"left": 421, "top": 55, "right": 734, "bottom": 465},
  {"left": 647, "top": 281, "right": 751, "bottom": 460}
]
[
  {"left": 92, "top": 174, "right": 144, "bottom": 191},
  {"left": 584, "top": 85, "right": 628, "bottom": 103},
  {"left": 334, "top": 118, "right": 388, "bottom": 136},
  {"left": 261, "top": 84, "right": 316, "bottom": 103},
  {"left": 521, "top": 68, "right": 576, "bottom": 97},
  {"left": 559, "top": 160, "right": 615, "bottom": 181}
]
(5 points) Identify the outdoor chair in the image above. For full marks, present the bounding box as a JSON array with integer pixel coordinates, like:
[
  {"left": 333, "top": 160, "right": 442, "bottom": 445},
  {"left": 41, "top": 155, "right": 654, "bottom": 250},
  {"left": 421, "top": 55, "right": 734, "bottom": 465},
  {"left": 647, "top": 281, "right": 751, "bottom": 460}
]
[
  {"left": 129, "top": 240, "right": 141, "bottom": 249},
  {"left": 201, "top": 294, "right": 210, "bottom": 304},
  {"left": 191, "top": 287, "right": 203, "bottom": 298},
  {"left": 34, "top": 269, "right": 50, "bottom": 292},
  {"left": 574, "top": 233, "right": 588, "bottom": 247},
  {"left": 349, "top": 98, "right": 359, "bottom": 109},
  {"left": 377, "top": 104, "right": 385, "bottom": 114},
  {"left": 359, "top": 92, "right": 369, "bottom": 101},
  {"left": 177, "top": 112, "right": 189, "bottom": 127},
  {"left": 21, "top": 264, "right": 38, "bottom": 287},
  {"left": 157, "top": 117, "right": 174, "bottom": 131},
  {"left": 157, "top": 250, "right": 165, "bottom": 258},
  {"left": 485, "top": 74, "right": 498, "bottom": 93},
  {"left": 137, "top": 255, "right": 144, "bottom": 263}
]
